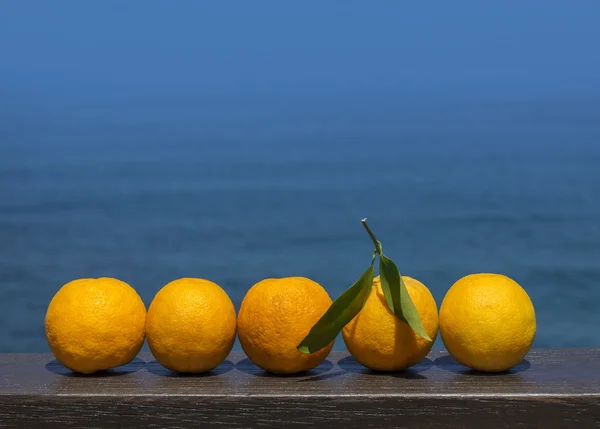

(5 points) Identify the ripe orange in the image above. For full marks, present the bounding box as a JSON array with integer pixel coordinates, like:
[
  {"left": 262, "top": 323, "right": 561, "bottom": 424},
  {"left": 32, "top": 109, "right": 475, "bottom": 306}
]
[
  {"left": 439, "top": 273, "right": 536, "bottom": 372},
  {"left": 237, "top": 277, "right": 333, "bottom": 374},
  {"left": 146, "top": 278, "right": 237, "bottom": 373},
  {"left": 45, "top": 277, "right": 146, "bottom": 374},
  {"left": 342, "top": 275, "right": 439, "bottom": 371}
]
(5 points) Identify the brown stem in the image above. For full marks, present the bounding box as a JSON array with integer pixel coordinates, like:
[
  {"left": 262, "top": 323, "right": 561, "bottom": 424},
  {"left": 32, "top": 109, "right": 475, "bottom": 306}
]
[{"left": 361, "top": 218, "right": 382, "bottom": 255}]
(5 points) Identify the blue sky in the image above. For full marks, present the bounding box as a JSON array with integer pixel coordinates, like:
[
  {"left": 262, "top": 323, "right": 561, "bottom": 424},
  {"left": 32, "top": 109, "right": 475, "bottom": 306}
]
[{"left": 2, "top": 1, "right": 600, "bottom": 101}]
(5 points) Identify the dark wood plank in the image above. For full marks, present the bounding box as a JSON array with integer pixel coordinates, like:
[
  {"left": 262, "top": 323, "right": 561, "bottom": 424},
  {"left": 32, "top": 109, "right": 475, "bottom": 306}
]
[{"left": 1, "top": 349, "right": 599, "bottom": 428}]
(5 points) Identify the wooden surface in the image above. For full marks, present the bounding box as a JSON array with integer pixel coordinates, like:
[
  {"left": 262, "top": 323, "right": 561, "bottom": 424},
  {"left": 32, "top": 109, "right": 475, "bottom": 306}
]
[{"left": 1, "top": 349, "right": 599, "bottom": 428}]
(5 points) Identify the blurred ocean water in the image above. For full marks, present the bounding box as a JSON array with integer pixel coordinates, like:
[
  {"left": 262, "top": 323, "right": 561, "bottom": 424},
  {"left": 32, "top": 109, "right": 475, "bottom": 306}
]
[{"left": 1, "top": 94, "right": 599, "bottom": 352}]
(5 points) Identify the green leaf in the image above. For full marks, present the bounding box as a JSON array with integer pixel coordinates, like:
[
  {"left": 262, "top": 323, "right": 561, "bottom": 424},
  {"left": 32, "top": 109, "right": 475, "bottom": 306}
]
[
  {"left": 379, "top": 254, "right": 432, "bottom": 342},
  {"left": 297, "top": 265, "right": 375, "bottom": 354},
  {"left": 378, "top": 258, "right": 395, "bottom": 312}
]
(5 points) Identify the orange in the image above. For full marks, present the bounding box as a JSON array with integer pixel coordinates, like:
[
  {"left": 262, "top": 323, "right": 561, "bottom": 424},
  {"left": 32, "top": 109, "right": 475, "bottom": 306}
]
[
  {"left": 439, "top": 273, "right": 536, "bottom": 372},
  {"left": 44, "top": 277, "right": 146, "bottom": 374},
  {"left": 342, "top": 275, "right": 439, "bottom": 371},
  {"left": 237, "top": 277, "right": 333, "bottom": 374},
  {"left": 146, "top": 278, "right": 236, "bottom": 373}
]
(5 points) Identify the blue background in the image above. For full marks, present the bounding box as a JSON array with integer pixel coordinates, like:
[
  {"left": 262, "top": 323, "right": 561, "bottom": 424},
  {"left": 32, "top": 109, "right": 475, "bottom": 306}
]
[{"left": 1, "top": 1, "right": 600, "bottom": 352}]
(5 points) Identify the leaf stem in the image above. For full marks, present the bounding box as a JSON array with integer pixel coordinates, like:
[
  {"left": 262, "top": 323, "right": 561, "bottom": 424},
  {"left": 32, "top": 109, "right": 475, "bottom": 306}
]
[{"left": 361, "top": 218, "right": 382, "bottom": 255}]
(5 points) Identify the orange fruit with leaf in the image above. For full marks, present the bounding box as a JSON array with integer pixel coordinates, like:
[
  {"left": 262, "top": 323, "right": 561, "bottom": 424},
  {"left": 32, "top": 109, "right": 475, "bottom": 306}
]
[
  {"left": 342, "top": 275, "right": 438, "bottom": 371},
  {"left": 298, "top": 219, "right": 438, "bottom": 372}
]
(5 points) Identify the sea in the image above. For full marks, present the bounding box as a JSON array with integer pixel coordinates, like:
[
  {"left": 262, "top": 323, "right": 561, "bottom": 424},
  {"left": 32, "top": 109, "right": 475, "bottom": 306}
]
[{"left": 1, "top": 92, "right": 599, "bottom": 352}]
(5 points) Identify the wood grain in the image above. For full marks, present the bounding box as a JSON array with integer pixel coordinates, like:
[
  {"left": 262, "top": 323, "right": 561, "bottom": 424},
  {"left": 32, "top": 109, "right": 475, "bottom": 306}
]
[{"left": 1, "top": 349, "right": 599, "bottom": 428}]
